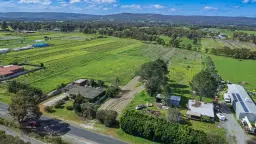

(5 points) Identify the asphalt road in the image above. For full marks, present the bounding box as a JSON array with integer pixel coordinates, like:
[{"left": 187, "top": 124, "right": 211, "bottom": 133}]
[{"left": 0, "top": 102, "right": 128, "bottom": 144}]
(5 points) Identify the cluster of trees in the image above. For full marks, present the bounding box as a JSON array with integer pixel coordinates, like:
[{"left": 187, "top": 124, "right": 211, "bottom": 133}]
[
  {"left": 211, "top": 47, "right": 256, "bottom": 59},
  {"left": 72, "top": 95, "right": 118, "bottom": 127},
  {"left": 72, "top": 95, "right": 97, "bottom": 120},
  {"left": 7, "top": 21, "right": 77, "bottom": 32},
  {"left": 233, "top": 32, "right": 256, "bottom": 44},
  {"left": 1, "top": 21, "right": 8, "bottom": 30},
  {"left": 7, "top": 81, "right": 42, "bottom": 123},
  {"left": 137, "top": 59, "right": 168, "bottom": 96},
  {"left": 120, "top": 110, "right": 226, "bottom": 144},
  {"left": 0, "top": 130, "right": 30, "bottom": 144},
  {"left": 8, "top": 81, "right": 43, "bottom": 97},
  {"left": 190, "top": 70, "right": 218, "bottom": 101}
]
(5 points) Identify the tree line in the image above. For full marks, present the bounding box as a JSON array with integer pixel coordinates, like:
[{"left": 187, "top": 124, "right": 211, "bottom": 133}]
[{"left": 210, "top": 46, "right": 256, "bottom": 59}]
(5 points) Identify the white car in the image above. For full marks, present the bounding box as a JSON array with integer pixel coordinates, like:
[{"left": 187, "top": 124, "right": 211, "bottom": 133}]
[
  {"left": 224, "top": 93, "right": 231, "bottom": 103},
  {"left": 216, "top": 113, "right": 226, "bottom": 121}
]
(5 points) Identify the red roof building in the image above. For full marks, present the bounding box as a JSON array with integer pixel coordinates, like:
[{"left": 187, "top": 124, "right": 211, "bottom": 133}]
[{"left": 0, "top": 65, "right": 24, "bottom": 78}]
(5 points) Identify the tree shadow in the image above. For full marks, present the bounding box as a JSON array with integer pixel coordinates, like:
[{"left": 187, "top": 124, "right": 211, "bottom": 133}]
[{"left": 22, "top": 118, "right": 71, "bottom": 136}]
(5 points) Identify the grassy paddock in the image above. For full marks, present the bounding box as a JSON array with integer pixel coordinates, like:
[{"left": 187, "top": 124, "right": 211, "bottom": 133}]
[{"left": 210, "top": 55, "right": 256, "bottom": 90}]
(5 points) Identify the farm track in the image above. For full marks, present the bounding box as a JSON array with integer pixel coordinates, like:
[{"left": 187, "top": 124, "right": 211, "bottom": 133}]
[{"left": 99, "top": 76, "right": 144, "bottom": 114}]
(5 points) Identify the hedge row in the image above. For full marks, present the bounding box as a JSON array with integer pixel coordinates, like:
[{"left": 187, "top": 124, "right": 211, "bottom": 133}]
[{"left": 120, "top": 110, "right": 209, "bottom": 144}]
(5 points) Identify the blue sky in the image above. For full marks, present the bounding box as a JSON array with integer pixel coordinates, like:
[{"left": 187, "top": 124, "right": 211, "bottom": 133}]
[{"left": 0, "top": 0, "right": 255, "bottom": 17}]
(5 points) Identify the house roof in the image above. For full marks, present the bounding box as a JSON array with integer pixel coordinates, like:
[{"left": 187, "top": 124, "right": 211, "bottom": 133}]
[
  {"left": 66, "top": 85, "right": 105, "bottom": 99},
  {"left": 228, "top": 84, "right": 256, "bottom": 114},
  {"left": 0, "top": 65, "right": 24, "bottom": 76},
  {"left": 188, "top": 100, "right": 214, "bottom": 117}
]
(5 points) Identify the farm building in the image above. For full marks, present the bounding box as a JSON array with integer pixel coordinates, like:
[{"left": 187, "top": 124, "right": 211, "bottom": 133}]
[
  {"left": 73, "top": 79, "right": 87, "bottom": 86},
  {"left": 0, "top": 65, "right": 24, "bottom": 78},
  {"left": 156, "top": 94, "right": 181, "bottom": 107},
  {"left": 64, "top": 85, "right": 106, "bottom": 103},
  {"left": 168, "top": 96, "right": 181, "bottom": 107},
  {"left": 228, "top": 84, "right": 256, "bottom": 122},
  {"left": 32, "top": 43, "right": 49, "bottom": 48},
  {"left": 35, "top": 40, "right": 44, "bottom": 43},
  {"left": 187, "top": 100, "right": 214, "bottom": 120},
  {"left": 13, "top": 45, "right": 33, "bottom": 51},
  {"left": 0, "top": 48, "right": 10, "bottom": 54},
  {"left": 218, "top": 33, "right": 228, "bottom": 39}
]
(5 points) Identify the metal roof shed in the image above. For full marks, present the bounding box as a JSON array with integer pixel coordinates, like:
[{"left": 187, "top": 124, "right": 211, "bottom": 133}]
[{"left": 228, "top": 84, "right": 256, "bottom": 122}]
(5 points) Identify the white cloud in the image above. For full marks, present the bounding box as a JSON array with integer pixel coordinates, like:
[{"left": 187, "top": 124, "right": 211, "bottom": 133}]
[
  {"left": 102, "top": 7, "right": 110, "bottom": 10},
  {"left": 243, "top": 0, "right": 256, "bottom": 3},
  {"left": 18, "top": 0, "right": 52, "bottom": 5},
  {"left": 169, "top": 8, "right": 176, "bottom": 12},
  {"left": 121, "top": 4, "right": 141, "bottom": 9},
  {"left": 84, "top": 0, "right": 117, "bottom": 4},
  {"left": 153, "top": 4, "right": 164, "bottom": 9},
  {"left": 203, "top": 6, "right": 218, "bottom": 10},
  {"left": 70, "top": 0, "right": 80, "bottom": 4}
]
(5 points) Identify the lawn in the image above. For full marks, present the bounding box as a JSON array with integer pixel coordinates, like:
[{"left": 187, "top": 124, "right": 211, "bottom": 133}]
[
  {"left": 210, "top": 55, "right": 256, "bottom": 91},
  {"left": 43, "top": 101, "right": 83, "bottom": 122}
]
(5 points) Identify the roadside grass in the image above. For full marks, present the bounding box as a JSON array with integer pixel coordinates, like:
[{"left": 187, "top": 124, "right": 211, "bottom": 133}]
[{"left": 210, "top": 55, "right": 256, "bottom": 91}]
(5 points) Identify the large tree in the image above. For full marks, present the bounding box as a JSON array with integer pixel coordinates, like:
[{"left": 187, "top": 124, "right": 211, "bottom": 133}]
[
  {"left": 138, "top": 59, "right": 168, "bottom": 96},
  {"left": 190, "top": 70, "right": 218, "bottom": 101},
  {"left": 1, "top": 21, "right": 8, "bottom": 30},
  {"left": 8, "top": 90, "right": 42, "bottom": 123}
]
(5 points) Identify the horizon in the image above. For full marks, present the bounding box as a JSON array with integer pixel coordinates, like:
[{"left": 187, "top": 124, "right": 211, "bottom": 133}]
[
  {"left": 0, "top": 12, "right": 256, "bottom": 19},
  {"left": 0, "top": 0, "right": 255, "bottom": 18}
]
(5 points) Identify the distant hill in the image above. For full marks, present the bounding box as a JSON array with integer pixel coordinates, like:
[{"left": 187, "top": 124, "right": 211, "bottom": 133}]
[{"left": 0, "top": 12, "right": 256, "bottom": 26}]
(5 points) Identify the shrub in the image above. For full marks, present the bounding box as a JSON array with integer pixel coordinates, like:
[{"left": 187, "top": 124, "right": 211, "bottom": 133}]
[
  {"left": 54, "top": 100, "right": 65, "bottom": 109},
  {"left": 66, "top": 106, "right": 74, "bottom": 110},
  {"left": 104, "top": 111, "right": 118, "bottom": 127},
  {"left": 96, "top": 110, "right": 118, "bottom": 127},
  {"left": 96, "top": 110, "right": 107, "bottom": 123},
  {"left": 120, "top": 110, "right": 210, "bottom": 144},
  {"left": 44, "top": 106, "right": 54, "bottom": 113},
  {"left": 62, "top": 96, "right": 69, "bottom": 101}
]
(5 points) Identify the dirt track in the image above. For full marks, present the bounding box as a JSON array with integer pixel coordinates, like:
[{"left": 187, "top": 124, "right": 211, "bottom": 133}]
[{"left": 99, "top": 76, "right": 144, "bottom": 114}]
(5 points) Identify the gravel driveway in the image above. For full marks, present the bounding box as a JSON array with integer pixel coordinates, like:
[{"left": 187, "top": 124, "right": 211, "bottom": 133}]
[{"left": 219, "top": 102, "right": 250, "bottom": 144}]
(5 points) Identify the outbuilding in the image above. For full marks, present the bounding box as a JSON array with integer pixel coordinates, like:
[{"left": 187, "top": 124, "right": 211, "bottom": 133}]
[
  {"left": 187, "top": 100, "right": 214, "bottom": 121},
  {"left": 32, "top": 43, "right": 49, "bottom": 48},
  {"left": 0, "top": 48, "right": 10, "bottom": 54},
  {"left": 168, "top": 96, "right": 181, "bottom": 107},
  {"left": 228, "top": 84, "right": 256, "bottom": 122}
]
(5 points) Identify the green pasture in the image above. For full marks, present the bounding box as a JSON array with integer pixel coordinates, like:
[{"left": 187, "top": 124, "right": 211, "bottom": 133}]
[
  {"left": 0, "top": 32, "right": 174, "bottom": 93},
  {"left": 180, "top": 37, "right": 201, "bottom": 49},
  {"left": 210, "top": 55, "right": 256, "bottom": 91}
]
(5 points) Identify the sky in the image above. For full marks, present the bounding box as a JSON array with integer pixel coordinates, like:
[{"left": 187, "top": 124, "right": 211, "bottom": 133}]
[{"left": 0, "top": 0, "right": 255, "bottom": 17}]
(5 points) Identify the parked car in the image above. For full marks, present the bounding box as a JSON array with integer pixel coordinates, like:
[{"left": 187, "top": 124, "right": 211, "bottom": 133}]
[
  {"left": 136, "top": 104, "right": 144, "bottom": 110},
  {"left": 224, "top": 93, "right": 231, "bottom": 103},
  {"left": 216, "top": 113, "right": 226, "bottom": 121}
]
